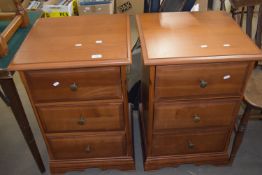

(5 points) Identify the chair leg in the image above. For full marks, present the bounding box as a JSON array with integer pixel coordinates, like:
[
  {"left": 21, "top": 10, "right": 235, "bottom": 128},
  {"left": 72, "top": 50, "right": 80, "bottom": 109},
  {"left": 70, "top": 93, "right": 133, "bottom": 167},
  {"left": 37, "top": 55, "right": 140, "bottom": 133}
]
[
  {"left": 231, "top": 6, "right": 236, "bottom": 19},
  {"left": 0, "top": 88, "right": 10, "bottom": 106},
  {"left": 255, "top": 5, "right": 262, "bottom": 48},
  {"left": 239, "top": 7, "right": 245, "bottom": 27},
  {"left": 230, "top": 7, "right": 245, "bottom": 27},
  {"left": 246, "top": 6, "right": 255, "bottom": 38},
  {"left": 230, "top": 104, "right": 252, "bottom": 163},
  {"left": 220, "top": 0, "right": 226, "bottom": 11}
]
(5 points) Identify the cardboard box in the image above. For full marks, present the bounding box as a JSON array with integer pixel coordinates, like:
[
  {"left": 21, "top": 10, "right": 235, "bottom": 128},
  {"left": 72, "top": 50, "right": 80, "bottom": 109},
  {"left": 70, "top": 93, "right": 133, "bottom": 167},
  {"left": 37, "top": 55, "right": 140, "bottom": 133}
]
[
  {"left": 77, "top": 0, "right": 114, "bottom": 15},
  {"left": 42, "top": 0, "right": 77, "bottom": 18},
  {"left": 116, "top": 0, "right": 144, "bottom": 15}
]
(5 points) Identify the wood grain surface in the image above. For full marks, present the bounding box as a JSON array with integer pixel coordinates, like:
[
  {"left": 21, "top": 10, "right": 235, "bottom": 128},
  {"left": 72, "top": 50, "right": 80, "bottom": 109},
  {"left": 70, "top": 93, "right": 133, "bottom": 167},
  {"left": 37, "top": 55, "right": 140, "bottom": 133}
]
[
  {"left": 24, "top": 67, "right": 122, "bottom": 103},
  {"left": 137, "top": 11, "right": 260, "bottom": 169},
  {"left": 9, "top": 14, "right": 131, "bottom": 70},
  {"left": 136, "top": 11, "right": 262, "bottom": 65},
  {"left": 37, "top": 101, "right": 124, "bottom": 133},
  {"left": 47, "top": 132, "right": 126, "bottom": 159},
  {"left": 155, "top": 62, "right": 249, "bottom": 99},
  {"left": 154, "top": 99, "right": 239, "bottom": 130},
  {"left": 152, "top": 129, "right": 228, "bottom": 156},
  {"left": 15, "top": 14, "right": 134, "bottom": 173}
]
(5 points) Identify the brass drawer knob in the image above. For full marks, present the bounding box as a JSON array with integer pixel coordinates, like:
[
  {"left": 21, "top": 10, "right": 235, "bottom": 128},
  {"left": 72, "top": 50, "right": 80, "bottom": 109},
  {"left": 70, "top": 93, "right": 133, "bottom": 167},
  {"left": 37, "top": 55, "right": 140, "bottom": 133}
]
[
  {"left": 193, "top": 114, "right": 201, "bottom": 123},
  {"left": 199, "top": 80, "right": 208, "bottom": 88},
  {"left": 85, "top": 145, "right": 91, "bottom": 153},
  {"left": 78, "top": 116, "right": 86, "bottom": 125},
  {"left": 188, "top": 141, "right": 195, "bottom": 149},
  {"left": 69, "top": 82, "right": 78, "bottom": 91}
]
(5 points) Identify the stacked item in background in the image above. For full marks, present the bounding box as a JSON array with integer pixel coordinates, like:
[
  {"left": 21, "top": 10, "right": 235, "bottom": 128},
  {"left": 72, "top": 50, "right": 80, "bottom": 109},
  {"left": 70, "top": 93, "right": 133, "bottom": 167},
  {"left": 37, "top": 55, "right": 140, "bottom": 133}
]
[
  {"left": 115, "top": 0, "right": 144, "bottom": 14},
  {"left": 42, "top": 0, "right": 78, "bottom": 17},
  {"left": 26, "top": 0, "right": 144, "bottom": 17},
  {"left": 77, "top": 0, "right": 144, "bottom": 15},
  {"left": 27, "top": 1, "right": 41, "bottom": 10},
  {"left": 77, "top": 0, "right": 114, "bottom": 15}
]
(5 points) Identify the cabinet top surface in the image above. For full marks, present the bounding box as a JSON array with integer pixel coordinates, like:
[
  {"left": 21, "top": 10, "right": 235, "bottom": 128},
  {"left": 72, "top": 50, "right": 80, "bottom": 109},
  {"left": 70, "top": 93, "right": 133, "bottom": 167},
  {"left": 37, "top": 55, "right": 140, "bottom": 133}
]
[
  {"left": 136, "top": 11, "right": 262, "bottom": 65},
  {"left": 9, "top": 14, "right": 131, "bottom": 70}
]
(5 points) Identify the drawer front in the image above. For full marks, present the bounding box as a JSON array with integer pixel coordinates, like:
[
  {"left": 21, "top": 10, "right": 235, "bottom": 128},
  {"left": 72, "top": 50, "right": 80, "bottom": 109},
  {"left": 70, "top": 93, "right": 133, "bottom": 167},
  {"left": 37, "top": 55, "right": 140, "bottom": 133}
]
[
  {"left": 25, "top": 67, "right": 122, "bottom": 102},
  {"left": 48, "top": 133, "right": 126, "bottom": 159},
  {"left": 154, "top": 99, "right": 239, "bottom": 130},
  {"left": 155, "top": 62, "right": 249, "bottom": 99},
  {"left": 152, "top": 130, "right": 228, "bottom": 156},
  {"left": 37, "top": 102, "right": 124, "bottom": 133}
]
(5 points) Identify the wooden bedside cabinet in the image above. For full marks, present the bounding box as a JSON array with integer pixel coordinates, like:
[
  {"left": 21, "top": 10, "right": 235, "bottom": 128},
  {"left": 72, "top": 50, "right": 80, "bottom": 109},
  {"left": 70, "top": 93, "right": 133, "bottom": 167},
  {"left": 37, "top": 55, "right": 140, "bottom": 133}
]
[
  {"left": 136, "top": 11, "right": 262, "bottom": 170},
  {"left": 9, "top": 14, "right": 134, "bottom": 174}
]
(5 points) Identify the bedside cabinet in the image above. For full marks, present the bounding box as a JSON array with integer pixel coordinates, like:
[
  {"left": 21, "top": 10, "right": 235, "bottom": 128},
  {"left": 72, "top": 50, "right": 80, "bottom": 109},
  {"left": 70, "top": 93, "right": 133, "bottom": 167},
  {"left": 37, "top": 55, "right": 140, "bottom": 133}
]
[
  {"left": 136, "top": 11, "right": 262, "bottom": 170},
  {"left": 9, "top": 14, "right": 134, "bottom": 174}
]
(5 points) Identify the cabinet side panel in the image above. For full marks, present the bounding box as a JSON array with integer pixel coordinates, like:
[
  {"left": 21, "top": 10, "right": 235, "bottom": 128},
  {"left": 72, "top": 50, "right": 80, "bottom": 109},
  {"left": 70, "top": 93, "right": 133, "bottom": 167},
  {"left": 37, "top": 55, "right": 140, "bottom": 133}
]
[
  {"left": 121, "top": 66, "right": 133, "bottom": 157},
  {"left": 19, "top": 71, "right": 54, "bottom": 159},
  {"left": 140, "top": 64, "right": 155, "bottom": 156},
  {"left": 140, "top": 63, "right": 149, "bottom": 159}
]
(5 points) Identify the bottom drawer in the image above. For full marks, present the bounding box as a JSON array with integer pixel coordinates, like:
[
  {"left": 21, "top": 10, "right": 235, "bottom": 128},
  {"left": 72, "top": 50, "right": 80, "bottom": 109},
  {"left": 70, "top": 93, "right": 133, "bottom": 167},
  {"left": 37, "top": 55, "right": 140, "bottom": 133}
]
[
  {"left": 152, "top": 130, "right": 228, "bottom": 156},
  {"left": 47, "top": 132, "right": 126, "bottom": 159}
]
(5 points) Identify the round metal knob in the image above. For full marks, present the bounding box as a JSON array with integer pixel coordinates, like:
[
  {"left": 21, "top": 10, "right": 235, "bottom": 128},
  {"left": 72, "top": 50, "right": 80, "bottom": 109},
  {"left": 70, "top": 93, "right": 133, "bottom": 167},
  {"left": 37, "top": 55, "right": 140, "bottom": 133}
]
[
  {"left": 188, "top": 141, "right": 195, "bottom": 149},
  {"left": 199, "top": 80, "right": 208, "bottom": 88},
  {"left": 85, "top": 145, "right": 91, "bottom": 153},
  {"left": 193, "top": 115, "right": 201, "bottom": 123},
  {"left": 69, "top": 82, "right": 78, "bottom": 91},
  {"left": 78, "top": 116, "right": 86, "bottom": 125}
]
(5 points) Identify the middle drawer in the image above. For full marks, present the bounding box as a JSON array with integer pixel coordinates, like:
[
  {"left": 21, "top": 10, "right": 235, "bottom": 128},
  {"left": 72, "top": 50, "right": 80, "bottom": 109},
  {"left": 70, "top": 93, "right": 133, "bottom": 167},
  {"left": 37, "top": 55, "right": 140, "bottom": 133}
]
[
  {"left": 37, "top": 101, "right": 124, "bottom": 133},
  {"left": 154, "top": 99, "right": 239, "bottom": 131}
]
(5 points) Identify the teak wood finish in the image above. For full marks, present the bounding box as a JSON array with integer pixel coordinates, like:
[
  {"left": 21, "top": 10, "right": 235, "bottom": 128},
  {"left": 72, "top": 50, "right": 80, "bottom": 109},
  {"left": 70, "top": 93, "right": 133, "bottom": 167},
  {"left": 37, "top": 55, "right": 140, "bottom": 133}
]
[
  {"left": 154, "top": 99, "right": 240, "bottom": 130},
  {"left": 155, "top": 62, "right": 250, "bottom": 99},
  {"left": 47, "top": 132, "right": 127, "bottom": 159},
  {"left": 136, "top": 11, "right": 262, "bottom": 170},
  {"left": 8, "top": 15, "right": 131, "bottom": 70},
  {"left": 24, "top": 67, "right": 122, "bottom": 103},
  {"left": 37, "top": 101, "right": 124, "bottom": 133},
  {"left": 8, "top": 14, "right": 134, "bottom": 174}
]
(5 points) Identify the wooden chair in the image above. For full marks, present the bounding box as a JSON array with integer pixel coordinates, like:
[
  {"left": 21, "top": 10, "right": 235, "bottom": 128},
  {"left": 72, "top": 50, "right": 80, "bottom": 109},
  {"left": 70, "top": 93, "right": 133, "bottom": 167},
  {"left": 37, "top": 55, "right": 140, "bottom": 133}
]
[
  {"left": 223, "top": 0, "right": 262, "bottom": 163},
  {"left": 0, "top": 0, "right": 29, "bottom": 58},
  {"left": 230, "top": 0, "right": 262, "bottom": 45},
  {"left": 0, "top": 0, "right": 29, "bottom": 103}
]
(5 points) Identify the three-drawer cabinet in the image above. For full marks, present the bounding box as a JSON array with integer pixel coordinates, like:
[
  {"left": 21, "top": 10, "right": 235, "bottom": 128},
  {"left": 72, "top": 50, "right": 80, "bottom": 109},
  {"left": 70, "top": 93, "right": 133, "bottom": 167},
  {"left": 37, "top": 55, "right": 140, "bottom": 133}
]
[
  {"left": 136, "top": 11, "right": 262, "bottom": 170},
  {"left": 9, "top": 15, "right": 134, "bottom": 174}
]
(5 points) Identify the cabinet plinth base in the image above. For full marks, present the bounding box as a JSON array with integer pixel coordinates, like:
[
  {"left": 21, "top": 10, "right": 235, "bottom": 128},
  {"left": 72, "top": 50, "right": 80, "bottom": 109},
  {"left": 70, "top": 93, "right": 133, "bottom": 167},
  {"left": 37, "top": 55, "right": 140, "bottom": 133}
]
[
  {"left": 144, "top": 152, "right": 230, "bottom": 170},
  {"left": 50, "top": 156, "right": 135, "bottom": 174}
]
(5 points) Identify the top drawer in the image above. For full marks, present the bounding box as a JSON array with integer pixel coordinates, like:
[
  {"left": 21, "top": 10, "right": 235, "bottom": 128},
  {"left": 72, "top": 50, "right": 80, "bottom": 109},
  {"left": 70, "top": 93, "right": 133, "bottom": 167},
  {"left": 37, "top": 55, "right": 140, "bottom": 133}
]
[
  {"left": 24, "top": 67, "right": 122, "bottom": 103},
  {"left": 155, "top": 62, "right": 250, "bottom": 100}
]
